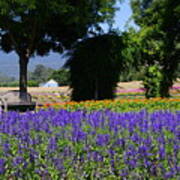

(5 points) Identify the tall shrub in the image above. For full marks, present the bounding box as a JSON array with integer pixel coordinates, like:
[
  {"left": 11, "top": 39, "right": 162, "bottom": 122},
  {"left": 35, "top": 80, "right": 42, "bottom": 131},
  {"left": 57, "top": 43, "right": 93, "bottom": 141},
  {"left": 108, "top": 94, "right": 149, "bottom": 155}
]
[{"left": 67, "top": 33, "right": 124, "bottom": 101}]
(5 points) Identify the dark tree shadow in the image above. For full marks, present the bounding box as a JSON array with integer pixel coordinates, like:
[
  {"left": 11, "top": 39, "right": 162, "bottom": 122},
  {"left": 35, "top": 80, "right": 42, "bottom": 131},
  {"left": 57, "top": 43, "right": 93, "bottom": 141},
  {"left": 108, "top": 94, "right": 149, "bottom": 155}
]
[{"left": 66, "top": 33, "right": 125, "bottom": 101}]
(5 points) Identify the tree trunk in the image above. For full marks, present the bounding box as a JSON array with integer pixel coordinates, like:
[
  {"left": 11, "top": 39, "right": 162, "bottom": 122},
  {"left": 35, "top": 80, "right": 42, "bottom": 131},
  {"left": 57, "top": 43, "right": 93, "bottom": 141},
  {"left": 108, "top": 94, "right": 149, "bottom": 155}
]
[{"left": 19, "top": 55, "right": 29, "bottom": 101}]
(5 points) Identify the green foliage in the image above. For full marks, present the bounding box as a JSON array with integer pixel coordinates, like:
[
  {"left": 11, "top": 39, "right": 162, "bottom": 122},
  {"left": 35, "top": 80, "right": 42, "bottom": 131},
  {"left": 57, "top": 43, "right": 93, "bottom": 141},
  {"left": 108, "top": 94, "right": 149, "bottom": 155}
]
[
  {"left": 0, "top": 0, "right": 118, "bottom": 96},
  {"left": 143, "top": 65, "right": 163, "bottom": 98},
  {"left": 120, "top": 28, "right": 148, "bottom": 82},
  {"left": 121, "top": 29, "right": 141, "bottom": 68},
  {"left": 118, "top": 66, "right": 145, "bottom": 82},
  {"left": 27, "top": 80, "right": 38, "bottom": 87},
  {"left": 130, "top": 0, "right": 180, "bottom": 98},
  {"left": 29, "top": 64, "right": 54, "bottom": 84},
  {"left": 0, "top": 80, "right": 38, "bottom": 87},
  {"left": 67, "top": 33, "right": 125, "bottom": 101},
  {"left": 0, "top": 81, "right": 19, "bottom": 87},
  {"left": 50, "top": 68, "right": 70, "bottom": 86}
]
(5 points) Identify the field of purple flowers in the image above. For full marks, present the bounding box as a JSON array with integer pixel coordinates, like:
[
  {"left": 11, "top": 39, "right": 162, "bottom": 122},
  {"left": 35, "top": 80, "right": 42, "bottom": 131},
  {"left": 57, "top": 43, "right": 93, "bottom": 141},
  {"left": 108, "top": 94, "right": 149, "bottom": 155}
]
[{"left": 0, "top": 109, "right": 179, "bottom": 179}]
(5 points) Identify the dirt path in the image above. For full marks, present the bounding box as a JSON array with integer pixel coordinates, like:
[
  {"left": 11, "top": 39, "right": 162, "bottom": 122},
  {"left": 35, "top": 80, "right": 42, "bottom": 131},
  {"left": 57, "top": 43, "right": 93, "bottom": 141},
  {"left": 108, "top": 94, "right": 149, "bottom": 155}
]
[{"left": 0, "top": 80, "right": 179, "bottom": 93}]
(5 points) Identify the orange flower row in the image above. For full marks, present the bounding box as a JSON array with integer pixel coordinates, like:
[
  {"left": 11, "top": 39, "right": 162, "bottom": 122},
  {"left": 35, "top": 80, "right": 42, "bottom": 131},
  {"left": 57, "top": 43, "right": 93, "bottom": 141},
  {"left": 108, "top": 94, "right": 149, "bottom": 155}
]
[{"left": 38, "top": 98, "right": 180, "bottom": 111}]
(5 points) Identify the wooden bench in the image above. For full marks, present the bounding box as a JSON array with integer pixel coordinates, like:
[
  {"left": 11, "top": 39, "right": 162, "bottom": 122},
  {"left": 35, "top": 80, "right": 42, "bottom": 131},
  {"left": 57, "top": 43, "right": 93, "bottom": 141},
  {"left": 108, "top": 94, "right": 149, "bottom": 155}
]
[{"left": 0, "top": 90, "right": 36, "bottom": 112}]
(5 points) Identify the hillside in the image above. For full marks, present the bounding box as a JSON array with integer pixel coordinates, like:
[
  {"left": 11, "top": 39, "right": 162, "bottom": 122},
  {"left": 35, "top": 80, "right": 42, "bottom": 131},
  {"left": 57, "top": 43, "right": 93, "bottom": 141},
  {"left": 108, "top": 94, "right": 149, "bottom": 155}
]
[{"left": 0, "top": 51, "right": 67, "bottom": 79}]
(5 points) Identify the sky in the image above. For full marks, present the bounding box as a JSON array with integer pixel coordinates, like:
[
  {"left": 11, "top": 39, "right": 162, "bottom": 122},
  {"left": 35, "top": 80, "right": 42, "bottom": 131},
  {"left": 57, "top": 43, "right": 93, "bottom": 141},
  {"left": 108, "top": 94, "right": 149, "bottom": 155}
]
[
  {"left": 0, "top": 0, "right": 134, "bottom": 78},
  {"left": 101, "top": 0, "right": 135, "bottom": 31}
]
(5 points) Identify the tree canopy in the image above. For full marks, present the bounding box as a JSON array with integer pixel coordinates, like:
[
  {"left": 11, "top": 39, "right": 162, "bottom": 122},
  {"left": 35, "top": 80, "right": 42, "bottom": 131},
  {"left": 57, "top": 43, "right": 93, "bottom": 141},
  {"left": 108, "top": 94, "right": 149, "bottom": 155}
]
[
  {"left": 50, "top": 68, "right": 70, "bottom": 86},
  {"left": 0, "top": 0, "right": 118, "bottom": 100},
  {"left": 29, "top": 64, "right": 54, "bottom": 84},
  {"left": 130, "top": 0, "right": 180, "bottom": 97}
]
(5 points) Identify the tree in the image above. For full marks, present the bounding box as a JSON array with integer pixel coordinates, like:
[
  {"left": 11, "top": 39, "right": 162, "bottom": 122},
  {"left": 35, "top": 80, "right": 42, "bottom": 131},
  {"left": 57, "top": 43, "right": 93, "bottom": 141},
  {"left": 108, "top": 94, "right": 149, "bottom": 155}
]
[
  {"left": 50, "top": 68, "right": 70, "bottom": 86},
  {"left": 122, "top": 26, "right": 164, "bottom": 98},
  {"left": 29, "top": 64, "right": 53, "bottom": 84},
  {"left": 130, "top": 0, "right": 180, "bottom": 97},
  {"left": 0, "top": 0, "right": 117, "bottom": 101},
  {"left": 120, "top": 28, "right": 144, "bottom": 81},
  {"left": 66, "top": 33, "right": 124, "bottom": 101}
]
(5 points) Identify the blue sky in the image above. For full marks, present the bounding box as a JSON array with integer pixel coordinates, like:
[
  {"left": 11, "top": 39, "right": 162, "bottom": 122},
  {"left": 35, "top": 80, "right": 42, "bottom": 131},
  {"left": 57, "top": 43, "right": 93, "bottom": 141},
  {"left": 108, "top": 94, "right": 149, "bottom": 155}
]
[
  {"left": 101, "top": 0, "right": 134, "bottom": 31},
  {"left": 0, "top": 0, "right": 134, "bottom": 78}
]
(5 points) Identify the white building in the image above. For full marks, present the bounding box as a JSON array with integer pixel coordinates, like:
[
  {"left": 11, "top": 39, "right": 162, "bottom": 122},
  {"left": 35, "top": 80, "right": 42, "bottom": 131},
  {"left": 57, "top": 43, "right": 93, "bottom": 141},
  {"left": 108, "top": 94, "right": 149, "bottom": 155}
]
[{"left": 39, "top": 79, "right": 59, "bottom": 87}]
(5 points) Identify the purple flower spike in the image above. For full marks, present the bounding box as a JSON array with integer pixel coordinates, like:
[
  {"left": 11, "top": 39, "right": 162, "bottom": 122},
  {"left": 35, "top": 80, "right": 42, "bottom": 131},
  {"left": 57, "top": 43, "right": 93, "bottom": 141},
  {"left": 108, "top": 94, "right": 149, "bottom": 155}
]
[
  {"left": 96, "top": 134, "right": 110, "bottom": 146},
  {"left": 72, "top": 128, "right": 87, "bottom": 142},
  {"left": 164, "top": 171, "right": 174, "bottom": 179},
  {"left": 13, "top": 156, "right": 24, "bottom": 166},
  {"left": 0, "top": 159, "right": 5, "bottom": 174},
  {"left": 48, "top": 137, "right": 57, "bottom": 151}
]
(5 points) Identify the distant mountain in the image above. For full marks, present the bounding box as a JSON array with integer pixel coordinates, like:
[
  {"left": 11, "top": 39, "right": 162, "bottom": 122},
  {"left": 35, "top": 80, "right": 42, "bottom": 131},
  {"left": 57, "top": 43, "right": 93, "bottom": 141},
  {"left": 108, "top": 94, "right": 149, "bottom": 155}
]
[{"left": 0, "top": 51, "right": 67, "bottom": 79}]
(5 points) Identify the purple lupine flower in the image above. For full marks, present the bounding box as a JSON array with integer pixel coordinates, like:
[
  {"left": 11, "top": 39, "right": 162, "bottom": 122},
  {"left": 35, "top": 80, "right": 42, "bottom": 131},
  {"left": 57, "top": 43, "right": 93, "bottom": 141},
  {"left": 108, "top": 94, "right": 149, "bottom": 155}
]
[
  {"left": 110, "top": 159, "right": 115, "bottom": 172},
  {"left": 150, "top": 164, "right": 158, "bottom": 176},
  {"left": 29, "top": 149, "right": 39, "bottom": 163},
  {"left": 0, "top": 108, "right": 179, "bottom": 178},
  {"left": 138, "top": 145, "right": 148, "bottom": 156},
  {"left": 72, "top": 128, "right": 87, "bottom": 142},
  {"left": 120, "top": 168, "right": 128, "bottom": 177},
  {"left": 53, "top": 158, "right": 64, "bottom": 170},
  {"left": 164, "top": 171, "right": 174, "bottom": 179},
  {"left": 115, "top": 138, "right": 126, "bottom": 148},
  {"left": 144, "top": 159, "right": 152, "bottom": 168},
  {"left": 91, "top": 151, "right": 104, "bottom": 162},
  {"left": 0, "top": 158, "right": 5, "bottom": 174},
  {"left": 63, "top": 147, "right": 72, "bottom": 157},
  {"left": 3, "top": 143, "right": 10, "bottom": 153},
  {"left": 48, "top": 136, "right": 57, "bottom": 151},
  {"left": 143, "top": 136, "right": 152, "bottom": 146},
  {"left": 96, "top": 134, "right": 110, "bottom": 146},
  {"left": 13, "top": 156, "right": 24, "bottom": 166},
  {"left": 126, "top": 145, "right": 137, "bottom": 157},
  {"left": 87, "top": 111, "right": 104, "bottom": 128},
  {"left": 128, "top": 159, "right": 137, "bottom": 169},
  {"left": 131, "top": 133, "right": 140, "bottom": 143},
  {"left": 157, "top": 136, "right": 166, "bottom": 145},
  {"left": 108, "top": 149, "right": 115, "bottom": 158},
  {"left": 173, "top": 144, "right": 179, "bottom": 154},
  {"left": 34, "top": 169, "right": 42, "bottom": 176},
  {"left": 158, "top": 146, "right": 166, "bottom": 159},
  {"left": 174, "top": 166, "right": 180, "bottom": 174}
]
